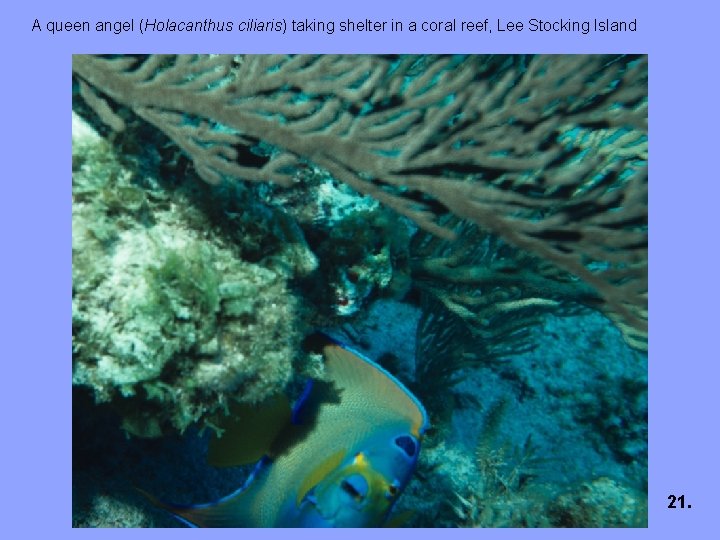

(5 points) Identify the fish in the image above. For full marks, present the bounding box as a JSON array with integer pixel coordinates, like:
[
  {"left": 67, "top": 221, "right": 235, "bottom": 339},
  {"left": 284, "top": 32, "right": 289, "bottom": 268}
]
[{"left": 141, "top": 335, "right": 429, "bottom": 527}]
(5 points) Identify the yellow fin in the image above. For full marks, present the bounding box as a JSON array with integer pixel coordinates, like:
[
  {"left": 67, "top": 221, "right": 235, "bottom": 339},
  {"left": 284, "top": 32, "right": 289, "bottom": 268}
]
[
  {"left": 295, "top": 448, "right": 346, "bottom": 506},
  {"left": 208, "top": 394, "right": 291, "bottom": 467}
]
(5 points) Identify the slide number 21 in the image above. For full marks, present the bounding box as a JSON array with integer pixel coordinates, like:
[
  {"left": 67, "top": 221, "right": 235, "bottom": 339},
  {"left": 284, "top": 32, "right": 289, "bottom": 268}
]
[{"left": 667, "top": 495, "right": 691, "bottom": 509}]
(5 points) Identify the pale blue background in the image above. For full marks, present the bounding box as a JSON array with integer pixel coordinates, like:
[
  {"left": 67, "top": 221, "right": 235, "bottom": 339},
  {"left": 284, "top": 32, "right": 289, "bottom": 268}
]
[{"left": 3, "top": 0, "right": 716, "bottom": 537}]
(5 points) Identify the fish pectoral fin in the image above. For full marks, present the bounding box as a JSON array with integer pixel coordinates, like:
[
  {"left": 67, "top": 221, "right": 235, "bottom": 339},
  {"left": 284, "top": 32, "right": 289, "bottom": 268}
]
[
  {"left": 295, "top": 448, "right": 346, "bottom": 506},
  {"left": 208, "top": 394, "right": 291, "bottom": 467}
]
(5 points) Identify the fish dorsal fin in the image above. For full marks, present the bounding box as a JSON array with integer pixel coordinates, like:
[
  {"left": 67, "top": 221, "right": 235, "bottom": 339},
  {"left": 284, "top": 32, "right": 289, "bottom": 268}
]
[
  {"left": 322, "top": 344, "right": 428, "bottom": 437},
  {"left": 208, "top": 394, "right": 291, "bottom": 468},
  {"left": 295, "top": 448, "right": 346, "bottom": 506}
]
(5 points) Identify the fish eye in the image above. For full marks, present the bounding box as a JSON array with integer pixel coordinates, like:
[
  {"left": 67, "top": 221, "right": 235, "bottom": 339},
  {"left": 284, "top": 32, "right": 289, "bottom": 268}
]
[
  {"left": 341, "top": 473, "right": 368, "bottom": 501},
  {"left": 394, "top": 435, "right": 417, "bottom": 457},
  {"left": 386, "top": 484, "right": 399, "bottom": 498}
]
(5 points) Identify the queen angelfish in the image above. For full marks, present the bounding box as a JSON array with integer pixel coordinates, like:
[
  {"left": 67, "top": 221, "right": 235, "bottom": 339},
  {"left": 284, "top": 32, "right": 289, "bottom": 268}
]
[{"left": 141, "top": 336, "right": 429, "bottom": 527}]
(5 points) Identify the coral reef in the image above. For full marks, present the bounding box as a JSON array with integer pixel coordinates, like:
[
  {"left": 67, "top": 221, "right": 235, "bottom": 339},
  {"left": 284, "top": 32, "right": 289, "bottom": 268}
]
[
  {"left": 72, "top": 113, "right": 303, "bottom": 436},
  {"left": 549, "top": 477, "right": 648, "bottom": 527},
  {"left": 71, "top": 55, "right": 647, "bottom": 528},
  {"left": 390, "top": 308, "right": 646, "bottom": 528}
]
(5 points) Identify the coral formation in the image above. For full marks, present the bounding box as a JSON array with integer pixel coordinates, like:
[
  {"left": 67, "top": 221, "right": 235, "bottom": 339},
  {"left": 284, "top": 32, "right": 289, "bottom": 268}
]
[
  {"left": 550, "top": 477, "right": 648, "bottom": 527},
  {"left": 72, "top": 113, "right": 303, "bottom": 436},
  {"left": 73, "top": 54, "right": 647, "bottom": 346}
]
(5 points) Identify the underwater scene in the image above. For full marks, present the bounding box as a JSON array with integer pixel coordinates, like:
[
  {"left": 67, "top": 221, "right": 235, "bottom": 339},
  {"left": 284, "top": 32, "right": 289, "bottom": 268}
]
[{"left": 72, "top": 55, "right": 648, "bottom": 527}]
